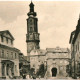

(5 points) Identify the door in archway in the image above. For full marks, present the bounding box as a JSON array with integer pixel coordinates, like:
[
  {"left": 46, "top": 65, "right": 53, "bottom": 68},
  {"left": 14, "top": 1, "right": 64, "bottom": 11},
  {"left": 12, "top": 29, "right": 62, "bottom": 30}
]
[{"left": 51, "top": 68, "right": 57, "bottom": 77}]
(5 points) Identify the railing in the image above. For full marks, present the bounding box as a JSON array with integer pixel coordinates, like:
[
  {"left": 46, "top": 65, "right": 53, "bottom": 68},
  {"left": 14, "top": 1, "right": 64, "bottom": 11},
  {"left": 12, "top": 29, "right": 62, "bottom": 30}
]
[{"left": 26, "top": 33, "right": 40, "bottom": 41}]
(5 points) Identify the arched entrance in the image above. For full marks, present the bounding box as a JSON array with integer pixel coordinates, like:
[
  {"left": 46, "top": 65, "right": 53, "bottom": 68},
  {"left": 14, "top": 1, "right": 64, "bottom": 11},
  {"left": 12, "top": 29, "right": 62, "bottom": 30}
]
[{"left": 51, "top": 68, "right": 57, "bottom": 77}]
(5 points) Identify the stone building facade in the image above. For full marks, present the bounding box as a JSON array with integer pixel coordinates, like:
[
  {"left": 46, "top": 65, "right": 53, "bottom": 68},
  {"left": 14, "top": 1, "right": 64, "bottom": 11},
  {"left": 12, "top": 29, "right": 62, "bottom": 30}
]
[
  {"left": 69, "top": 16, "right": 80, "bottom": 78},
  {"left": 30, "top": 47, "right": 70, "bottom": 78},
  {"left": 30, "top": 49, "right": 46, "bottom": 72},
  {"left": 19, "top": 53, "right": 29, "bottom": 66},
  {"left": 0, "top": 30, "right": 20, "bottom": 78},
  {"left": 45, "top": 47, "right": 70, "bottom": 78},
  {"left": 19, "top": 52, "right": 29, "bottom": 76}
]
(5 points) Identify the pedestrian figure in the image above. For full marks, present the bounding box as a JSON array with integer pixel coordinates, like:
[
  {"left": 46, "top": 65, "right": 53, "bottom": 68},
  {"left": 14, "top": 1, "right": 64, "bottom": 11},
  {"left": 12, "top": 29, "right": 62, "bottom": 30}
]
[{"left": 23, "top": 74, "right": 26, "bottom": 79}]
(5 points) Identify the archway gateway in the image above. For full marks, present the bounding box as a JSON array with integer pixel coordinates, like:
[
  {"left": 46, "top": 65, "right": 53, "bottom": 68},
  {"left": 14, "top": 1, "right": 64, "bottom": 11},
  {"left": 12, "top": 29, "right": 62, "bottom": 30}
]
[{"left": 51, "top": 68, "right": 57, "bottom": 77}]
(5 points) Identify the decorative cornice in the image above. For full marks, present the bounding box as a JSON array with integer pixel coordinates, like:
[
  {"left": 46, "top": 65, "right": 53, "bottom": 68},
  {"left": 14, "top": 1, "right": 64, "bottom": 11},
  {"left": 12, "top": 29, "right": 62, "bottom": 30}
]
[{"left": 0, "top": 44, "right": 20, "bottom": 52}]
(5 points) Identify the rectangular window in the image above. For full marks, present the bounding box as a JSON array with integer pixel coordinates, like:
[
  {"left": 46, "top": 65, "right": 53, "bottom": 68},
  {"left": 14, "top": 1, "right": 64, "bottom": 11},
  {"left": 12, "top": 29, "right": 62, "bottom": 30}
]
[
  {"left": 15, "top": 65, "right": 17, "bottom": 72},
  {"left": 6, "top": 38, "right": 8, "bottom": 44},
  {"left": 15, "top": 53, "right": 17, "bottom": 59},
  {"left": 11, "top": 52, "right": 13, "bottom": 59},
  {"left": 33, "top": 64, "right": 35, "bottom": 67},
  {"left": 76, "top": 45, "right": 77, "bottom": 52},
  {"left": 2, "top": 50, "right": 4, "bottom": 58},
  {"left": 11, "top": 40, "right": 13, "bottom": 45},
  {"left": 78, "top": 42, "right": 79, "bottom": 51},
  {"left": 6, "top": 51, "right": 8, "bottom": 58},
  {"left": 0, "top": 51, "right": 1, "bottom": 57}
]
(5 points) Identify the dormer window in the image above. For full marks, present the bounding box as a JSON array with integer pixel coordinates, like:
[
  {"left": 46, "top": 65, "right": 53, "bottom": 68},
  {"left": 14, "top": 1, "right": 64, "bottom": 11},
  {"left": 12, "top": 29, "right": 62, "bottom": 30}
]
[{"left": 1, "top": 35, "right": 3, "bottom": 42}]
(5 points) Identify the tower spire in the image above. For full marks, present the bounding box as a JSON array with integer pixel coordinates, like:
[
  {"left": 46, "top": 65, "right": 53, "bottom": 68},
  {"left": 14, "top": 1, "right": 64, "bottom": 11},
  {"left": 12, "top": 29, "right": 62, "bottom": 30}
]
[
  {"left": 26, "top": 1, "right": 40, "bottom": 62},
  {"left": 27, "top": 1, "right": 37, "bottom": 16},
  {"left": 29, "top": 0, "right": 34, "bottom": 12},
  {"left": 77, "top": 14, "right": 80, "bottom": 26}
]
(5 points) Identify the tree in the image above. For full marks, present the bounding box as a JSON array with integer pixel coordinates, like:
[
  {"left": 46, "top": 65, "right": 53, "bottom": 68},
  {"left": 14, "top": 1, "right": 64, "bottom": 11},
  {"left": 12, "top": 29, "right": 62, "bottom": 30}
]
[
  {"left": 30, "top": 68, "right": 35, "bottom": 76},
  {"left": 36, "top": 64, "right": 46, "bottom": 78}
]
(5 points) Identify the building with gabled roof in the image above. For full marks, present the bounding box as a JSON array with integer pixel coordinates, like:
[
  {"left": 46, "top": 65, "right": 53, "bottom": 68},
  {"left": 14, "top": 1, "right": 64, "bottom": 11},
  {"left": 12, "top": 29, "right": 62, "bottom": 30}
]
[
  {"left": 29, "top": 47, "right": 70, "bottom": 78},
  {"left": 69, "top": 16, "right": 80, "bottom": 78},
  {"left": 0, "top": 30, "right": 20, "bottom": 79}
]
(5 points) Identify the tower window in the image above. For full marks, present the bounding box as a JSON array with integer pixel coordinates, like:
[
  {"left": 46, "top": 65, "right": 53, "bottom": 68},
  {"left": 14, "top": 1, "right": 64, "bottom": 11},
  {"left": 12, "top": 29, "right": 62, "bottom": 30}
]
[
  {"left": 30, "top": 27, "right": 33, "bottom": 32},
  {"left": 30, "top": 19, "right": 33, "bottom": 25}
]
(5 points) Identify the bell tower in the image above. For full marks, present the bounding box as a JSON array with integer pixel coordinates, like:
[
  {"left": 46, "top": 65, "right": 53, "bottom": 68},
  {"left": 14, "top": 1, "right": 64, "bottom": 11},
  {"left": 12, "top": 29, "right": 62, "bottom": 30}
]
[{"left": 26, "top": 1, "right": 40, "bottom": 61}]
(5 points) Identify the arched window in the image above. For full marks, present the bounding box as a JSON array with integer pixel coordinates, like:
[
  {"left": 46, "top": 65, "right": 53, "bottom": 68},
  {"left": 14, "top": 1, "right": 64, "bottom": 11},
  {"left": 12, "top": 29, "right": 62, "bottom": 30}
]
[{"left": 30, "top": 27, "right": 33, "bottom": 32}]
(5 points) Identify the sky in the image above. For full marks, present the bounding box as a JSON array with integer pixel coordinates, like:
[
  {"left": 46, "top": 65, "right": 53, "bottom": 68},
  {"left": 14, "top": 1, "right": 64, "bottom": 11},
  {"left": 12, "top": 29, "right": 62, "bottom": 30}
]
[{"left": 0, "top": 1, "right": 80, "bottom": 55}]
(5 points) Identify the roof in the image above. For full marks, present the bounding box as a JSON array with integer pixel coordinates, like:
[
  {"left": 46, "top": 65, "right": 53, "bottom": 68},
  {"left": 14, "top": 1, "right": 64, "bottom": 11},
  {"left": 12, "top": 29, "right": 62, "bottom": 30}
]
[
  {"left": 0, "top": 30, "right": 14, "bottom": 40},
  {"left": 72, "top": 16, "right": 80, "bottom": 44},
  {"left": 19, "top": 54, "right": 29, "bottom": 64},
  {"left": 69, "top": 30, "right": 75, "bottom": 44},
  {"left": 46, "top": 47, "right": 69, "bottom": 53},
  {"left": 24, "top": 56, "right": 27, "bottom": 60},
  {"left": 29, "top": 1, "right": 34, "bottom": 6},
  {"left": 72, "top": 28, "right": 80, "bottom": 44},
  {"left": 30, "top": 49, "right": 47, "bottom": 56}
]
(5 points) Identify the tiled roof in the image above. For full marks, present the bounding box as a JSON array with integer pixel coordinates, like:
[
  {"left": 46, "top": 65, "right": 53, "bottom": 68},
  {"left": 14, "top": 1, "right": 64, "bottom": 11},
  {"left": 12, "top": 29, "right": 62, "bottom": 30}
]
[
  {"left": 30, "top": 49, "right": 47, "bottom": 56},
  {"left": 46, "top": 47, "right": 69, "bottom": 53}
]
